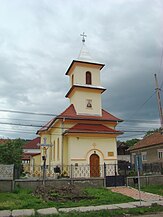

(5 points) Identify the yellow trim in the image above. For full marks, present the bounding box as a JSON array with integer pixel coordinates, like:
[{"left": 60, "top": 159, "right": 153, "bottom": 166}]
[
  {"left": 71, "top": 158, "right": 86, "bottom": 161},
  {"left": 86, "top": 148, "right": 104, "bottom": 159}
]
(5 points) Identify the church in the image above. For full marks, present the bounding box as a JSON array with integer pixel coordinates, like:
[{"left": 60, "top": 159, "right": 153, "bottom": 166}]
[{"left": 37, "top": 35, "right": 123, "bottom": 177}]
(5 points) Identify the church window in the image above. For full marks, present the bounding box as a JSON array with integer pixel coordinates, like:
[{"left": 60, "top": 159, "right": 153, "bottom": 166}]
[
  {"left": 86, "top": 99, "right": 92, "bottom": 108},
  {"left": 53, "top": 140, "right": 55, "bottom": 161},
  {"left": 57, "top": 138, "right": 60, "bottom": 161},
  {"left": 72, "top": 74, "right": 74, "bottom": 85},
  {"left": 86, "top": 71, "right": 92, "bottom": 85}
]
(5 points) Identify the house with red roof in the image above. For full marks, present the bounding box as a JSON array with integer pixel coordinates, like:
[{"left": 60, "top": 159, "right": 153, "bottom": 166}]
[
  {"left": 22, "top": 137, "right": 41, "bottom": 164},
  {"left": 37, "top": 41, "right": 123, "bottom": 177},
  {"left": 129, "top": 132, "right": 163, "bottom": 164},
  {"left": 22, "top": 137, "right": 41, "bottom": 175}
]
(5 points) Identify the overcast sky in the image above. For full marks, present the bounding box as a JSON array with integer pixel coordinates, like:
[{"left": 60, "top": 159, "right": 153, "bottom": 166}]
[{"left": 0, "top": 0, "right": 162, "bottom": 140}]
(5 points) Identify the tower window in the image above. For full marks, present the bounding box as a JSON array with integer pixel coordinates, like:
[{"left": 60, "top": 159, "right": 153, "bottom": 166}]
[
  {"left": 86, "top": 99, "right": 92, "bottom": 108},
  {"left": 86, "top": 71, "right": 92, "bottom": 85}
]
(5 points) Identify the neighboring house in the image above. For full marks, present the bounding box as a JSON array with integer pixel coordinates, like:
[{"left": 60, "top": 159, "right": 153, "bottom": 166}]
[
  {"left": 22, "top": 137, "right": 41, "bottom": 175},
  {"left": 0, "top": 139, "right": 9, "bottom": 144},
  {"left": 117, "top": 142, "right": 130, "bottom": 163},
  {"left": 37, "top": 43, "right": 123, "bottom": 178},
  {"left": 129, "top": 132, "right": 163, "bottom": 164}
]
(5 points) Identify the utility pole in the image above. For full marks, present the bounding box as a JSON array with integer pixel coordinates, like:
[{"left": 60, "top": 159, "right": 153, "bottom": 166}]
[{"left": 154, "top": 74, "right": 163, "bottom": 131}]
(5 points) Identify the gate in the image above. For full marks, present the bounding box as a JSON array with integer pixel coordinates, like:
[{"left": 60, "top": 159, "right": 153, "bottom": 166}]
[
  {"left": 104, "top": 163, "right": 126, "bottom": 187},
  {"left": 106, "top": 175, "right": 125, "bottom": 187}
]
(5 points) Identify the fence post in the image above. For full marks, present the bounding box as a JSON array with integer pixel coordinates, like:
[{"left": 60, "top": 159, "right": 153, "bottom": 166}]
[
  {"left": 114, "top": 163, "right": 117, "bottom": 187},
  {"left": 104, "top": 163, "right": 106, "bottom": 187},
  {"left": 70, "top": 164, "right": 73, "bottom": 184}
]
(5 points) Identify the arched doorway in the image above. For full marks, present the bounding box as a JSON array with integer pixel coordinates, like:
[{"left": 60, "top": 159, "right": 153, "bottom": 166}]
[{"left": 90, "top": 154, "right": 100, "bottom": 177}]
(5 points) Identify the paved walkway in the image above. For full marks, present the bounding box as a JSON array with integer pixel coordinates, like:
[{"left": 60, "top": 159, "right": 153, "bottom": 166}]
[{"left": 111, "top": 186, "right": 163, "bottom": 201}]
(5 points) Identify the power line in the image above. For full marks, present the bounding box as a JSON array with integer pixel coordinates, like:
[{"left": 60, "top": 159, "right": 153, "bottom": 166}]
[
  {"left": 0, "top": 117, "right": 47, "bottom": 123},
  {"left": 0, "top": 120, "right": 160, "bottom": 130},
  {"left": 0, "top": 109, "right": 57, "bottom": 117},
  {"left": 128, "top": 91, "right": 156, "bottom": 119}
]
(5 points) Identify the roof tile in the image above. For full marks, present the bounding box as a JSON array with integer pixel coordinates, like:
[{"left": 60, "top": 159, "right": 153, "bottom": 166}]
[
  {"left": 37, "top": 104, "right": 123, "bottom": 133},
  {"left": 64, "top": 123, "right": 122, "bottom": 134},
  {"left": 23, "top": 137, "right": 40, "bottom": 149},
  {"left": 130, "top": 132, "right": 163, "bottom": 151}
]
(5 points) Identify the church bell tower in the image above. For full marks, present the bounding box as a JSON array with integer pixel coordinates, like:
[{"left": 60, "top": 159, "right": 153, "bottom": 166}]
[{"left": 65, "top": 33, "right": 106, "bottom": 116}]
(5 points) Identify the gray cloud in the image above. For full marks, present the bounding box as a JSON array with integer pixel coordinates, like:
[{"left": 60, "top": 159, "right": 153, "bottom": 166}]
[{"left": 0, "top": 0, "right": 162, "bottom": 140}]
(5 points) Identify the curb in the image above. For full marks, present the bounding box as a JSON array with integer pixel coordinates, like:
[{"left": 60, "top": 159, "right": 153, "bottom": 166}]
[{"left": 0, "top": 200, "right": 163, "bottom": 216}]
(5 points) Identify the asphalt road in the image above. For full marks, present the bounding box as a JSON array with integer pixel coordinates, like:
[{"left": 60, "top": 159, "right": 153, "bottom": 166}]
[{"left": 132, "top": 212, "right": 163, "bottom": 217}]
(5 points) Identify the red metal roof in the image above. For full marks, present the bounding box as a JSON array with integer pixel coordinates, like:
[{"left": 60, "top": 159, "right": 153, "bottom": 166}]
[
  {"left": 37, "top": 104, "right": 123, "bottom": 133},
  {"left": 64, "top": 123, "right": 122, "bottom": 134},
  {"left": 130, "top": 132, "right": 163, "bottom": 151},
  {"left": 23, "top": 137, "right": 40, "bottom": 149},
  {"left": 59, "top": 104, "right": 122, "bottom": 121}
]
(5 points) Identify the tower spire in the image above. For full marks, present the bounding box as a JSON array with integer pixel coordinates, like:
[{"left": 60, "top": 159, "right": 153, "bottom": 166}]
[{"left": 80, "top": 32, "right": 87, "bottom": 44}]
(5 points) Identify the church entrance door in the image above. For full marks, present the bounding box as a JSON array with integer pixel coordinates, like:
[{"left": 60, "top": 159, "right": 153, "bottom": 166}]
[{"left": 90, "top": 154, "right": 100, "bottom": 177}]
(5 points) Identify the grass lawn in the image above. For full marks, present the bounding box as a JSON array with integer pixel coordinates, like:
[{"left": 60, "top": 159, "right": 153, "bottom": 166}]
[
  {"left": 0, "top": 187, "right": 135, "bottom": 210},
  {"left": 141, "top": 184, "right": 163, "bottom": 196}
]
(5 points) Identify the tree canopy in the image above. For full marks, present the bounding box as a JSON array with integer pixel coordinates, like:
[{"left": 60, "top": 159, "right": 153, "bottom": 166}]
[
  {"left": 144, "top": 128, "right": 161, "bottom": 137},
  {"left": 125, "top": 138, "right": 140, "bottom": 147},
  {"left": 0, "top": 138, "right": 25, "bottom": 166}
]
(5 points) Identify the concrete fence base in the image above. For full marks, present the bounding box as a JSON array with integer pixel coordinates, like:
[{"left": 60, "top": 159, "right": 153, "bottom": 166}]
[
  {"left": 127, "top": 175, "right": 163, "bottom": 187},
  {"left": 0, "top": 177, "right": 104, "bottom": 192}
]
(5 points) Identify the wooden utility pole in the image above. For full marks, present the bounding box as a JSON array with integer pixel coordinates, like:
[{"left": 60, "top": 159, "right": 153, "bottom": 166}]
[{"left": 154, "top": 74, "right": 163, "bottom": 131}]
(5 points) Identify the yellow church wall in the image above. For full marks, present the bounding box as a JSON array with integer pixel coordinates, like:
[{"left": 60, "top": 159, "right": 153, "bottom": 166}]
[
  {"left": 33, "top": 154, "right": 41, "bottom": 165},
  {"left": 39, "top": 120, "right": 63, "bottom": 169},
  {"left": 67, "top": 135, "right": 117, "bottom": 165},
  {"left": 70, "top": 89, "right": 102, "bottom": 116},
  {"left": 71, "top": 65, "right": 101, "bottom": 86}
]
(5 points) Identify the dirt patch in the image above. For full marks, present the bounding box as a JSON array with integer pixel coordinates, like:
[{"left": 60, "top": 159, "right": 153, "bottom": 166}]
[{"left": 33, "top": 184, "right": 95, "bottom": 202}]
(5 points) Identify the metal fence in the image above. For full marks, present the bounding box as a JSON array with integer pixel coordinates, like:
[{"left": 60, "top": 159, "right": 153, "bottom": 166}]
[
  {"left": 21, "top": 162, "right": 163, "bottom": 179},
  {"left": 22, "top": 163, "right": 118, "bottom": 178}
]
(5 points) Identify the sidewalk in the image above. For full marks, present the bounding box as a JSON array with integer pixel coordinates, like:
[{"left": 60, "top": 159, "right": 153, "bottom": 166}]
[{"left": 1, "top": 200, "right": 163, "bottom": 216}]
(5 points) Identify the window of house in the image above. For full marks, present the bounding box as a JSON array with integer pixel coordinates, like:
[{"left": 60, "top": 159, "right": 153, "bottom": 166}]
[
  {"left": 141, "top": 152, "right": 147, "bottom": 161},
  {"left": 57, "top": 138, "right": 60, "bottom": 161},
  {"left": 158, "top": 149, "right": 163, "bottom": 159},
  {"left": 86, "top": 99, "right": 92, "bottom": 108},
  {"left": 86, "top": 71, "right": 92, "bottom": 85}
]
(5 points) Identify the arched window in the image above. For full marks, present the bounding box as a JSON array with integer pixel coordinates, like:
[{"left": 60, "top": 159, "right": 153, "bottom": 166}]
[
  {"left": 86, "top": 71, "right": 92, "bottom": 85},
  {"left": 72, "top": 74, "right": 74, "bottom": 85},
  {"left": 53, "top": 140, "right": 55, "bottom": 161},
  {"left": 57, "top": 138, "right": 59, "bottom": 161}
]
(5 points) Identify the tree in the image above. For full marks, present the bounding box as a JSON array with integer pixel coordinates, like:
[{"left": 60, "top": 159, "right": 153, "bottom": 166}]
[
  {"left": 125, "top": 138, "right": 140, "bottom": 147},
  {"left": 144, "top": 128, "right": 161, "bottom": 137},
  {"left": 0, "top": 138, "right": 24, "bottom": 167}
]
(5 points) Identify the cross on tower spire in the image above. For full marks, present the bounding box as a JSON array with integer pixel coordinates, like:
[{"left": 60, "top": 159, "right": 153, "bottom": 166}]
[{"left": 80, "top": 32, "right": 87, "bottom": 44}]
